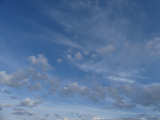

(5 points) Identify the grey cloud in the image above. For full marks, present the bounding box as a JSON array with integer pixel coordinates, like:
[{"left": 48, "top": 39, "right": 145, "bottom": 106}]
[
  {"left": 18, "top": 98, "right": 42, "bottom": 108},
  {"left": 0, "top": 103, "right": 12, "bottom": 110},
  {"left": 10, "top": 96, "right": 18, "bottom": 99},
  {"left": 27, "top": 67, "right": 48, "bottom": 81},
  {"left": 133, "top": 84, "right": 160, "bottom": 106},
  {"left": 0, "top": 70, "right": 28, "bottom": 88},
  {"left": 12, "top": 108, "right": 35, "bottom": 116},
  {"left": 28, "top": 54, "right": 52, "bottom": 71},
  {"left": 27, "top": 83, "right": 42, "bottom": 91},
  {"left": 3, "top": 89, "right": 12, "bottom": 94},
  {"left": 49, "top": 79, "right": 60, "bottom": 94},
  {"left": 61, "top": 82, "right": 107, "bottom": 102}
]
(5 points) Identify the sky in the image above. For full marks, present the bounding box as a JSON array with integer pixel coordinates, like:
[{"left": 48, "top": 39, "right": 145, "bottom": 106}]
[{"left": 1, "top": 0, "right": 160, "bottom": 120}]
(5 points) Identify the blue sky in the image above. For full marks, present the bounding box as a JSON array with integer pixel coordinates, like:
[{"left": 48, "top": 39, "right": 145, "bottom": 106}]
[{"left": 1, "top": 0, "right": 160, "bottom": 120}]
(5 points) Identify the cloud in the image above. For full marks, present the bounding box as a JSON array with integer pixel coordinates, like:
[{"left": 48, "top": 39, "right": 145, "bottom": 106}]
[
  {"left": 17, "top": 98, "right": 42, "bottom": 108},
  {"left": 0, "top": 103, "right": 12, "bottom": 110},
  {"left": 67, "top": 54, "right": 73, "bottom": 61},
  {"left": 12, "top": 108, "right": 35, "bottom": 116},
  {"left": 27, "top": 67, "right": 48, "bottom": 81},
  {"left": 0, "top": 70, "right": 28, "bottom": 88},
  {"left": 57, "top": 58, "right": 62, "bottom": 63},
  {"left": 146, "top": 38, "right": 160, "bottom": 55},
  {"left": 28, "top": 54, "right": 52, "bottom": 71},
  {"left": 75, "top": 52, "right": 82, "bottom": 60},
  {"left": 27, "top": 83, "right": 42, "bottom": 91},
  {"left": 3, "top": 89, "right": 12, "bottom": 94},
  {"left": 108, "top": 76, "right": 134, "bottom": 83},
  {"left": 61, "top": 82, "right": 107, "bottom": 102},
  {"left": 97, "top": 45, "right": 115, "bottom": 55},
  {"left": 49, "top": 79, "right": 60, "bottom": 94}
]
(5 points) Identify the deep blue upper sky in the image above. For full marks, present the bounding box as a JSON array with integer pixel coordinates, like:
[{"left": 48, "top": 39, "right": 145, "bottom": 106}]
[{"left": 1, "top": 0, "right": 160, "bottom": 120}]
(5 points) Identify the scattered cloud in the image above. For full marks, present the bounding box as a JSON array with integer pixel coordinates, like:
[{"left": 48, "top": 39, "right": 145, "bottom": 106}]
[
  {"left": 27, "top": 67, "right": 48, "bottom": 81},
  {"left": 27, "top": 83, "right": 42, "bottom": 91},
  {"left": 12, "top": 108, "right": 35, "bottom": 116},
  {"left": 0, "top": 70, "right": 28, "bottom": 88},
  {"left": 28, "top": 54, "right": 52, "bottom": 71},
  {"left": 75, "top": 52, "right": 82, "bottom": 60},
  {"left": 0, "top": 103, "right": 12, "bottom": 110},
  {"left": 17, "top": 98, "right": 42, "bottom": 108}
]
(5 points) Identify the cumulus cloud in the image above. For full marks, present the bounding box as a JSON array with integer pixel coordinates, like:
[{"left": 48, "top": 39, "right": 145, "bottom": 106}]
[
  {"left": 67, "top": 54, "right": 73, "bottom": 61},
  {"left": 27, "top": 67, "right": 48, "bottom": 81},
  {"left": 96, "top": 45, "right": 115, "bottom": 54},
  {"left": 28, "top": 54, "right": 52, "bottom": 71},
  {"left": 0, "top": 103, "right": 12, "bottom": 110},
  {"left": 0, "top": 70, "right": 28, "bottom": 88},
  {"left": 75, "top": 52, "right": 82, "bottom": 60},
  {"left": 61, "top": 82, "right": 107, "bottom": 102},
  {"left": 12, "top": 108, "right": 35, "bottom": 116},
  {"left": 27, "top": 83, "right": 42, "bottom": 91},
  {"left": 17, "top": 98, "right": 42, "bottom": 108},
  {"left": 49, "top": 79, "right": 60, "bottom": 94}
]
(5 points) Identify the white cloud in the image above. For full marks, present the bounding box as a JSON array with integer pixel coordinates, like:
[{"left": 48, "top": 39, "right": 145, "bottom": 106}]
[
  {"left": 12, "top": 108, "right": 35, "bottom": 116},
  {"left": 96, "top": 45, "right": 115, "bottom": 55},
  {"left": 18, "top": 98, "right": 42, "bottom": 108},
  {"left": 75, "top": 52, "right": 82, "bottom": 60},
  {"left": 0, "top": 70, "right": 28, "bottom": 88},
  {"left": 67, "top": 54, "right": 73, "bottom": 61},
  {"left": 0, "top": 103, "right": 12, "bottom": 110},
  {"left": 28, "top": 54, "right": 52, "bottom": 71},
  {"left": 57, "top": 58, "right": 62, "bottom": 63}
]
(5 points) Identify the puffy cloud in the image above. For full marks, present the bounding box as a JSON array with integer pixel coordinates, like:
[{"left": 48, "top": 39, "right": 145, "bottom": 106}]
[
  {"left": 57, "top": 58, "right": 62, "bottom": 63},
  {"left": 28, "top": 54, "right": 52, "bottom": 71},
  {"left": 133, "top": 84, "right": 160, "bottom": 106},
  {"left": 27, "top": 67, "right": 48, "bottom": 81},
  {"left": 0, "top": 103, "right": 12, "bottom": 110},
  {"left": 61, "top": 82, "right": 107, "bottom": 102},
  {"left": 18, "top": 98, "right": 42, "bottom": 108},
  {"left": 67, "top": 54, "right": 73, "bottom": 61},
  {"left": 12, "top": 108, "right": 35, "bottom": 116},
  {"left": 61, "top": 82, "right": 90, "bottom": 97},
  {"left": 49, "top": 80, "right": 60, "bottom": 94},
  {"left": 0, "top": 70, "right": 28, "bottom": 88},
  {"left": 75, "top": 52, "right": 82, "bottom": 60},
  {"left": 27, "top": 83, "right": 42, "bottom": 91},
  {"left": 96, "top": 45, "right": 115, "bottom": 54}
]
